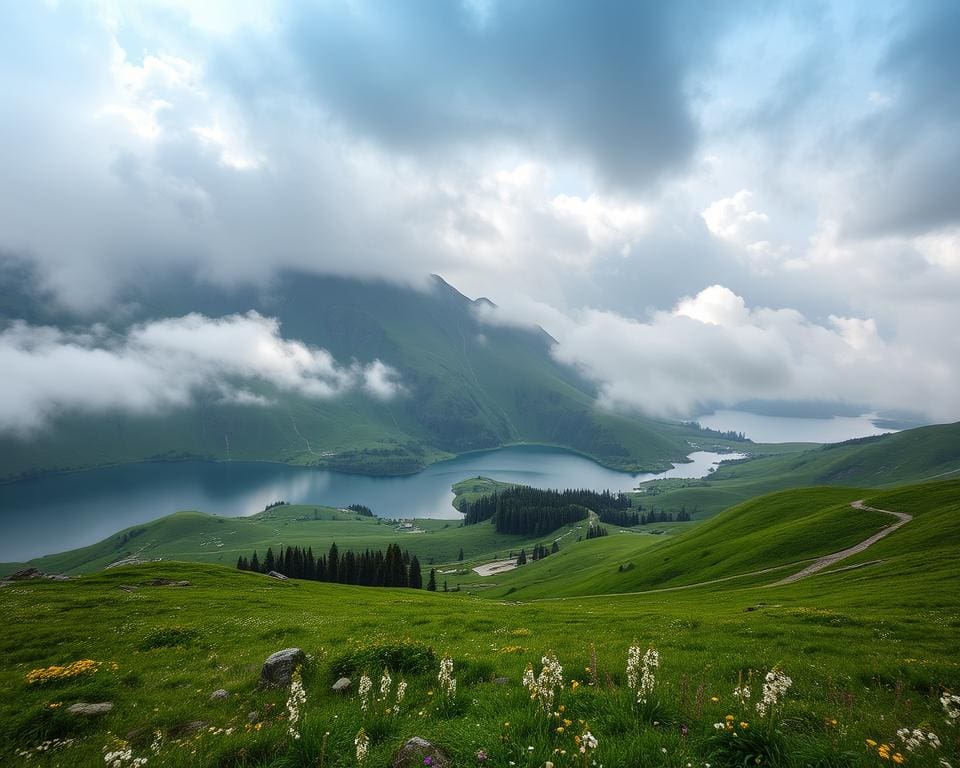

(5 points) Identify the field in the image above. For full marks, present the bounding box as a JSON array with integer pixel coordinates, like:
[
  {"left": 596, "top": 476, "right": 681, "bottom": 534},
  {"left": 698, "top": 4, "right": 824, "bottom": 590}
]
[{"left": 2, "top": 479, "right": 959, "bottom": 767}]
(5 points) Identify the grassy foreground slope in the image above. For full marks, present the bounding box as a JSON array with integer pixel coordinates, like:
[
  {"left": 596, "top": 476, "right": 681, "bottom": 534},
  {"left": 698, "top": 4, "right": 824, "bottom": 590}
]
[
  {"left": 636, "top": 420, "right": 960, "bottom": 518},
  {"left": 1, "top": 480, "right": 958, "bottom": 767}
]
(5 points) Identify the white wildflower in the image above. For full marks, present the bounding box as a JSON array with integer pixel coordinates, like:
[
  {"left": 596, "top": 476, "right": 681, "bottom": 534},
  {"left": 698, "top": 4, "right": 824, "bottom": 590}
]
[
  {"left": 286, "top": 673, "right": 307, "bottom": 739},
  {"left": 393, "top": 679, "right": 408, "bottom": 715},
  {"left": 626, "top": 644, "right": 642, "bottom": 690},
  {"left": 379, "top": 669, "right": 393, "bottom": 701},
  {"left": 358, "top": 673, "right": 373, "bottom": 712},
  {"left": 523, "top": 652, "right": 564, "bottom": 712},
  {"left": 897, "top": 727, "right": 941, "bottom": 752},
  {"left": 638, "top": 647, "right": 660, "bottom": 704},
  {"left": 755, "top": 667, "right": 792, "bottom": 718},
  {"left": 438, "top": 656, "right": 457, "bottom": 699},
  {"left": 942, "top": 692, "right": 960, "bottom": 724},
  {"left": 355, "top": 729, "right": 369, "bottom": 763}
]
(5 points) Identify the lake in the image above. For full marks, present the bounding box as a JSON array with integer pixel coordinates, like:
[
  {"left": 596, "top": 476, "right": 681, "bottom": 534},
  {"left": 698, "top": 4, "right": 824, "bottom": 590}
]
[
  {"left": 695, "top": 409, "right": 896, "bottom": 444},
  {"left": 0, "top": 446, "right": 740, "bottom": 562}
]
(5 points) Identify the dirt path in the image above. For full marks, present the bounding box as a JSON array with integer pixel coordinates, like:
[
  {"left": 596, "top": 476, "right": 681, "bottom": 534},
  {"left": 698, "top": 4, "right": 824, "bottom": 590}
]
[{"left": 771, "top": 500, "right": 911, "bottom": 586}]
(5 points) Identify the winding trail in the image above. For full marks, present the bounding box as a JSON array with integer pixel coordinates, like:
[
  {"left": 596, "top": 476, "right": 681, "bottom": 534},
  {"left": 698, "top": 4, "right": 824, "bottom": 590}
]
[
  {"left": 771, "top": 500, "right": 911, "bottom": 586},
  {"left": 487, "top": 499, "right": 912, "bottom": 603}
]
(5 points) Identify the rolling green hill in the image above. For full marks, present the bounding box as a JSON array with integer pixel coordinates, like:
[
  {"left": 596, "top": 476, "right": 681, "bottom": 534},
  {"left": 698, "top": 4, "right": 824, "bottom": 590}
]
[
  {"left": 1, "top": 478, "right": 958, "bottom": 767},
  {"left": 0, "top": 273, "right": 735, "bottom": 482},
  {"left": 633, "top": 420, "right": 960, "bottom": 518},
  {"left": 0, "top": 501, "right": 589, "bottom": 578}
]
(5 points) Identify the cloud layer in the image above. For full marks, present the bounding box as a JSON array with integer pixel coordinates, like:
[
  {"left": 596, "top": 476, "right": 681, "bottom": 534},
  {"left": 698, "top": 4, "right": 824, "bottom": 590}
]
[
  {"left": 1, "top": 1, "right": 959, "bottom": 424},
  {"left": 0, "top": 312, "right": 401, "bottom": 434}
]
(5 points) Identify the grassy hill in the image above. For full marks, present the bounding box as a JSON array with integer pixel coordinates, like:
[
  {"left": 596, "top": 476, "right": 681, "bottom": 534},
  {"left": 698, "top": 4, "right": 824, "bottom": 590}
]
[
  {"left": 633, "top": 420, "right": 960, "bottom": 519},
  {"left": 1, "top": 478, "right": 958, "bottom": 767},
  {"left": 0, "top": 273, "right": 736, "bottom": 482},
  {"left": 0, "top": 502, "right": 594, "bottom": 578}
]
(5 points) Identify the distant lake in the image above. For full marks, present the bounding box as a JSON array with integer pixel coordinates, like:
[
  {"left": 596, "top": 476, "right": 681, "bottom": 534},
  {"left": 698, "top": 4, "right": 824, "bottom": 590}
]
[
  {"left": 696, "top": 410, "right": 895, "bottom": 444},
  {"left": 0, "top": 446, "right": 740, "bottom": 562}
]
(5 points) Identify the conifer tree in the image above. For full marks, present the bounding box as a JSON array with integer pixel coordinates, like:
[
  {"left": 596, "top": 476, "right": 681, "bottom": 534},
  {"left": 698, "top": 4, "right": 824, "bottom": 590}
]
[
  {"left": 264, "top": 547, "right": 276, "bottom": 572},
  {"left": 409, "top": 555, "right": 423, "bottom": 589},
  {"left": 427, "top": 568, "right": 437, "bottom": 591}
]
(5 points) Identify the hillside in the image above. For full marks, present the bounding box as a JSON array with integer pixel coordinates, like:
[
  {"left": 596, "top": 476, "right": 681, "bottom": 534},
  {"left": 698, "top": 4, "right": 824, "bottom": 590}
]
[
  {"left": 0, "top": 273, "right": 727, "bottom": 481},
  {"left": 1, "top": 478, "right": 958, "bottom": 767},
  {"left": 0, "top": 502, "right": 593, "bottom": 578},
  {"left": 632, "top": 420, "right": 960, "bottom": 518}
]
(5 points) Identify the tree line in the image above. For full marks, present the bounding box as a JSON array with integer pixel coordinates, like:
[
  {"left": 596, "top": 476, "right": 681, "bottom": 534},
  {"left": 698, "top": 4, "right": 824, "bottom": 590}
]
[
  {"left": 236, "top": 542, "right": 424, "bottom": 589},
  {"left": 461, "top": 486, "right": 639, "bottom": 534}
]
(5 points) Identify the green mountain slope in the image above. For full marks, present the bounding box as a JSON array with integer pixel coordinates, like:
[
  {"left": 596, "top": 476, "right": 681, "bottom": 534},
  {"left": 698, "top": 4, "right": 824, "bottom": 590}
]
[
  {"left": 0, "top": 273, "right": 715, "bottom": 481},
  {"left": 634, "top": 420, "right": 960, "bottom": 518},
  {"left": 464, "top": 476, "right": 960, "bottom": 600}
]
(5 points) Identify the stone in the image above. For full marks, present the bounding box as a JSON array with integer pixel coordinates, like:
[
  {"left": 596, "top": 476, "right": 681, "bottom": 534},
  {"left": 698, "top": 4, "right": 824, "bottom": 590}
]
[
  {"left": 143, "top": 578, "right": 191, "bottom": 587},
  {"left": 247, "top": 711, "right": 260, "bottom": 724},
  {"left": 492, "top": 677, "right": 510, "bottom": 685},
  {"left": 266, "top": 570, "right": 288, "bottom": 580},
  {"left": 8, "top": 567, "right": 44, "bottom": 580},
  {"left": 210, "top": 689, "right": 229, "bottom": 701},
  {"left": 331, "top": 677, "right": 352, "bottom": 693},
  {"left": 391, "top": 737, "right": 450, "bottom": 768},
  {"left": 68, "top": 702, "right": 113, "bottom": 716},
  {"left": 259, "top": 648, "right": 305, "bottom": 688},
  {"left": 118, "top": 585, "right": 139, "bottom": 592}
]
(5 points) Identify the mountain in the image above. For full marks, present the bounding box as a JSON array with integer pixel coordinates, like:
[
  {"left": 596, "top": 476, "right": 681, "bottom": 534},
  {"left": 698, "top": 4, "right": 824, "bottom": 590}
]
[{"left": 0, "top": 272, "right": 717, "bottom": 481}]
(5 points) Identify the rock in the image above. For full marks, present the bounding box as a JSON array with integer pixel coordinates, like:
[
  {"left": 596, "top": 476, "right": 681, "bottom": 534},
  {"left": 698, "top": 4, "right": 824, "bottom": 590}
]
[
  {"left": 210, "top": 689, "right": 229, "bottom": 701},
  {"left": 167, "top": 720, "right": 208, "bottom": 738},
  {"left": 9, "top": 567, "right": 44, "bottom": 580},
  {"left": 68, "top": 702, "right": 113, "bottom": 716},
  {"left": 143, "top": 579, "right": 191, "bottom": 587},
  {"left": 266, "top": 570, "right": 288, "bottom": 580},
  {"left": 392, "top": 737, "right": 450, "bottom": 768},
  {"left": 492, "top": 677, "right": 510, "bottom": 685},
  {"left": 247, "top": 711, "right": 259, "bottom": 724},
  {"left": 259, "top": 647, "right": 305, "bottom": 688},
  {"left": 118, "top": 585, "right": 139, "bottom": 592},
  {"left": 332, "top": 677, "right": 352, "bottom": 693}
]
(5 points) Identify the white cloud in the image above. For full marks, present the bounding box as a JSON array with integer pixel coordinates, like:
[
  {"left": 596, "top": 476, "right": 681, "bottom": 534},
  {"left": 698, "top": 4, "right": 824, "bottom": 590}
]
[
  {"left": 550, "top": 285, "right": 960, "bottom": 422},
  {"left": 701, "top": 190, "right": 770, "bottom": 245},
  {"left": 0, "top": 312, "right": 402, "bottom": 434}
]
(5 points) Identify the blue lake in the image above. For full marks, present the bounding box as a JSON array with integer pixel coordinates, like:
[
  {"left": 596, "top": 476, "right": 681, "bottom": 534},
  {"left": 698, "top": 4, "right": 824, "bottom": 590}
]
[{"left": 0, "top": 446, "right": 740, "bottom": 561}]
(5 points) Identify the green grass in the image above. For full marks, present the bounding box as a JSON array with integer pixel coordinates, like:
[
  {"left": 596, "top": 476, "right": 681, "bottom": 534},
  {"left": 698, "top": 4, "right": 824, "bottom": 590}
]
[
  {"left": 2, "top": 478, "right": 959, "bottom": 767},
  {"left": 0, "top": 503, "right": 588, "bottom": 577}
]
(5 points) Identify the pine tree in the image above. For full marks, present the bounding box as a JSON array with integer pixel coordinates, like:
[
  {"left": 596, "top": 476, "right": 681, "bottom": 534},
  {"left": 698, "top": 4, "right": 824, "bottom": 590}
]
[
  {"left": 408, "top": 555, "right": 423, "bottom": 589},
  {"left": 551, "top": 540, "right": 560, "bottom": 554},
  {"left": 328, "top": 543, "right": 339, "bottom": 583},
  {"left": 251, "top": 551, "right": 261, "bottom": 572},
  {"left": 457, "top": 547, "right": 464, "bottom": 561},
  {"left": 517, "top": 549, "right": 527, "bottom": 566},
  {"left": 427, "top": 568, "right": 437, "bottom": 591},
  {"left": 236, "top": 555, "right": 245, "bottom": 570},
  {"left": 264, "top": 547, "right": 276, "bottom": 573}
]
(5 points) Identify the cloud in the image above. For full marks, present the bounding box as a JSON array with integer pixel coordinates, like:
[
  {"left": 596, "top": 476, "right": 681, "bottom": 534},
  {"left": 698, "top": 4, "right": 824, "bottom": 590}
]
[
  {"left": 0, "top": 312, "right": 401, "bottom": 434},
  {"left": 551, "top": 285, "right": 960, "bottom": 422}
]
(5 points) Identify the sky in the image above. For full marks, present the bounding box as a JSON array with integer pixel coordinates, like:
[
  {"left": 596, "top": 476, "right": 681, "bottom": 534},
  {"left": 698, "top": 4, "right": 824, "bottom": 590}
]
[{"left": 1, "top": 0, "right": 959, "bottom": 430}]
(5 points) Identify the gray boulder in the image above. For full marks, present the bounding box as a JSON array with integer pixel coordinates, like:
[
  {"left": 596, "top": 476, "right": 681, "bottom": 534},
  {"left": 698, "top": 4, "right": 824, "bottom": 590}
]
[
  {"left": 259, "top": 648, "right": 305, "bottom": 688},
  {"left": 266, "top": 570, "right": 288, "bottom": 580},
  {"left": 392, "top": 737, "right": 450, "bottom": 768},
  {"left": 210, "top": 689, "right": 229, "bottom": 701},
  {"left": 332, "top": 677, "right": 352, "bottom": 693},
  {"left": 68, "top": 702, "right": 113, "bottom": 716}
]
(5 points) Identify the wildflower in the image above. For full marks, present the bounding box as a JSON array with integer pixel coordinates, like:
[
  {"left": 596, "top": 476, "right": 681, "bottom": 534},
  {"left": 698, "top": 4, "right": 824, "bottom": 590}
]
[
  {"left": 355, "top": 729, "right": 370, "bottom": 763},
  {"left": 393, "top": 679, "right": 408, "bottom": 715},
  {"left": 755, "top": 667, "right": 791, "bottom": 718},
  {"left": 285, "top": 670, "right": 307, "bottom": 740},
  {"left": 637, "top": 647, "right": 660, "bottom": 704},
  {"left": 379, "top": 669, "right": 393, "bottom": 701},
  {"left": 424, "top": 757, "right": 433, "bottom": 766},
  {"left": 523, "top": 653, "right": 564, "bottom": 712},
  {"left": 897, "top": 727, "right": 942, "bottom": 752},
  {"left": 626, "top": 644, "right": 642, "bottom": 690},
  {"left": 438, "top": 657, "right": 457, "bottom": 699},
  {"left": 733, "top": 670, "right": 752, "bottom": 707},
  {"left": 942, "top": 692, "right": 960, "bottom": 724},
  {"left": 358, "top": 674, "right": 373, "bottom": 712},
  {"left": 26, "top": 659, "right": 102, "bottom": 685},
  {"left": 476, "top": 749, "right": 488, "bottom": 762},
  {"left": 710, "top": 696, "right": 720, "bottom": 703}
]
